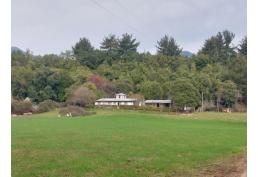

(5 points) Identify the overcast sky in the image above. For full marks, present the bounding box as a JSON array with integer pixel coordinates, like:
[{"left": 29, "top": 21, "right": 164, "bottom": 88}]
[{"left": 12, "top": 0, "right": 246, "bottom": 55}]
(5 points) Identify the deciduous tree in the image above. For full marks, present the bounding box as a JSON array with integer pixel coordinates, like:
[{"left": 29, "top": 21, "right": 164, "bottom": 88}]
[
  {"left": 171, "top": 78, "right": 200, "bottom": 109},
  {"left": 139, "top": 81, "right": 163, "bottom": 99}
]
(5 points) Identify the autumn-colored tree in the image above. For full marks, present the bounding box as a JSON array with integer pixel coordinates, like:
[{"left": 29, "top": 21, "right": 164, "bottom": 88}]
[{"left": 88, "top": 74, "right": 106, "bottom": 90}]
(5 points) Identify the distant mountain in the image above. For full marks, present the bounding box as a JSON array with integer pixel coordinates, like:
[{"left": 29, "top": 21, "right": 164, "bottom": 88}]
[
  {"left": 181, "top": 50, "right": 193, "bottom": 58},
  {"left": 11, "top": 46, "right": 24, "bottom": 53}
]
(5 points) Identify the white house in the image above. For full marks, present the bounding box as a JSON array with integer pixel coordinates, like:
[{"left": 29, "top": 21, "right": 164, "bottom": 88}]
[{"left": 95, "top": 93, "right": 137, "bottom": 107}]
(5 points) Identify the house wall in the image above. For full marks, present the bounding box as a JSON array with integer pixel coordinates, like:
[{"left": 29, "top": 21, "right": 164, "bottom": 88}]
[
  {"left": 115, "top": 94, "right": 126, "bottom": 99},
  {"left": 145, "top": 103, "right": 171, "bottom": 108},
  {"left": 95, "top": 101, "right": 134, "bottom": 106},
  {"left": 145, "top": 103, "right": 156, "bottom": 107},
  {"left": 120, "top": 102, "right": 134, "bottom": 106}
]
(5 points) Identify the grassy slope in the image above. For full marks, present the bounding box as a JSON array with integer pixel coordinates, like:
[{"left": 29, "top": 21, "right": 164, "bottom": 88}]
[{"left": 12, "top": 110, "right": 246, "bottom": 177}]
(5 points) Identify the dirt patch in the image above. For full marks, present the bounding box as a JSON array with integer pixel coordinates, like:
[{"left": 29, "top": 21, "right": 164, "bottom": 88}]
[{"left": 197, "top": 153, "right": 247, "bottom": 177}]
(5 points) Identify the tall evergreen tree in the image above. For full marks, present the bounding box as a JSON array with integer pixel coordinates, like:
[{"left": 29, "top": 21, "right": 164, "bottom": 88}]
[
  {"left": 200, "top": 30, "right": 236, "bottom": 63},
  {"left": 238, "top": 36, "right": 247, "bottom": 56},
  {"left": 117, "top": 33, "right": 140, "bottom": 56},
  {"left": 72, "top": 38, "right": 94, "bottom": 55},
  {"left": 156, "top": 35, "right": 182, "bottom": 56},
  {"left": 72, "top": 38, "right": 104, "bottom": 69},
  {"left": 100, "top": 34, "right": 119, "bottom": 51}
]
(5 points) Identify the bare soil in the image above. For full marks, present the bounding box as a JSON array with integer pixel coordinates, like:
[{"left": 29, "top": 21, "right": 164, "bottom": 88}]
[{"left": 196, "top": 153, "right": 247, "bottom": 177}]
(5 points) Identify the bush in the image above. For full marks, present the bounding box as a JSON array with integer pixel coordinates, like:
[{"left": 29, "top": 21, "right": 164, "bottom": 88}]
[
  {"left": 37, "top": 100, "right": 59, "bottom": 113},
  {"left": 203, "top": 101, "right": 217, "bottom": 111},
  {"left": 66, "top": 87, "right": 96, "bottom": 108},
  {"left": 11, "top": 99, "right": 33, "bottom": 115},
  {"left": 59, "top": 106, "right": 88, "bottom": 117},
  {"left": 232, "top": 103, "right": 247, "bottom": 112}
]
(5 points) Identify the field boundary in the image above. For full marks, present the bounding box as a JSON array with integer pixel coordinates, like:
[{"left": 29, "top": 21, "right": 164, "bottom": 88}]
[{"left": 195, "top": 152, "right": 247, "bottom": 177}]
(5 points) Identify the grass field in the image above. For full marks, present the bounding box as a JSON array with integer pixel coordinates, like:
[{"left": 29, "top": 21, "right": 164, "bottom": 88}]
[{"left": 12, "top": 110, "right": 247, "bottom": 177}]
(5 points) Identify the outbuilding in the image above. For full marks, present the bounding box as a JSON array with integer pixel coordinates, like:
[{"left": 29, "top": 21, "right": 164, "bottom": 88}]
[{"left": 144, "top": 100, "right": 172, "bottom": 108}]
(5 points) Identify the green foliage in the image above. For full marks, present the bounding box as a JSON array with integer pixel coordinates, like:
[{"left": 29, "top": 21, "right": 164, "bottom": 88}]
[
  {"left": 139, "top": 81, "right": 163, "bottom": 99},
  {"left": 12, "top": 66, "right": 34, "bottom": 99},
  {"left": 72, "top": 38, "right": 105, "bottom": 69},
  {"left": 48, "top": 71, "right": 74, "bottom": 101},
  {"left": 113, "top": 79, "right": 134, "bottom": 93},
  {"left": 223, "top": 57, "right": 247, "bottom": 104},
  {"left": 200, "top": 30, "right": 236, "bottom": 63},
  {"left": 220, "top": 80, "right": 238, "bottom": 108},
  {"left": 192, "top": 72, "right": 212, "bottom": 100},
  {"left": 72, "top": 37, "right": 94, "bottom": 54},
  {"left": 238, "top": 36, "right": 247, "bottom": 56},
  {"left": 130, "top": 68, "right": 145, "bottom": 85},
  {"left": 96, "top": 64, "right": 115, "bottom": 80},
  {"left": 68, "top": 65, "right": 91, "bottom": 85},
  {"left": 117, "top": 33, "right": 140, "bottom": 57},
  {"left": 100, "top": 34, "right": 119, "bottom": 52},
  {"left": 11, "top": 49, "right": 32, "bottom": 67},
  {"left": 75, "top": 50, "right": 105, "bottom": 69},
  {"left": 161, "top": 81, "right": 173, "bottom": 99},
  {"left": 171, "top": 78, "right": 200, "bottom": 109},
  {"left": 33, "top": 54, "right": 64, "bottom": 68},
  {"left": 27, "top": 68, "right": 74, "bottom": 103},
  {"left": 193, "top": 54, "right": 209, "bottom": 70},
  {"left": 156, "top": 35, "right": 182, "bottom": 56},
  {"left": 11, "top": 30, "right": 246, "bottom": 109}
]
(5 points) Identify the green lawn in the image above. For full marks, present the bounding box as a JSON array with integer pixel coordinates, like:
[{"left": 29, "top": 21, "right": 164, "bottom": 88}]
[{"left": 12, "top": 110, "right": 246, "bottom": 177}]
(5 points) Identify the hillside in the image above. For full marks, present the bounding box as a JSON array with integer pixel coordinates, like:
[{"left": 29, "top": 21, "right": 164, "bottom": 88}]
[
  {"left": 181, "top": 50, "right": 193, "bottom": 58},
  {"left": 11, "top": 31, "right": 247, "bottom": 111}
]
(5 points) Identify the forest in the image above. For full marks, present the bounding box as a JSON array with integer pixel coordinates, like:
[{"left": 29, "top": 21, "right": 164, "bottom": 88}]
[{"left": 11, "top": 30, "right": 247, "bottom": 112}]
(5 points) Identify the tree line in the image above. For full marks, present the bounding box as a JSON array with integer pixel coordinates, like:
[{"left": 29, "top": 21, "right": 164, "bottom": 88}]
[{"left": 11, "top": 30, "right": 247, "bottom": 111}]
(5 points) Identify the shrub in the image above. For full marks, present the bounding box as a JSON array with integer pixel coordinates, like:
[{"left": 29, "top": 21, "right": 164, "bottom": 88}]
[
  {"left": 59, "top": 106, "right": 87, "bottom": 117},
  {"left": 66, "top": 87, "right": 96, "bottom": 107},
  {"left": 37, "top": 100, "right": 59, "bottom": 113},
  {"left": 203, "top": 101, "right": 217, "bottom": 111},
  {"left": 11, "top": 99, "right": 33, "bottom": 115},
  {"left": 232, "top": 103, "right": 247, "bottom": 112}
]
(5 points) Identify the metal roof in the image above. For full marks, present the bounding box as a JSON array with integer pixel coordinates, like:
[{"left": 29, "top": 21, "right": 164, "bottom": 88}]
[
  {"left": 145, "top": 100, "right": 172, "bottom": 104},
  {"left": 116, "top": 93, "right": 126, "bottom": 95}
]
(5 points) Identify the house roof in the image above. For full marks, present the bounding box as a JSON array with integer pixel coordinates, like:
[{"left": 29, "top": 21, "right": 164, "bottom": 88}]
[
  {"left": 145, "top": 100, "right": 172, "bottom": 104},
  {"left": 96, "top": 98, "right": 136, "bottom": 102},
  {"left": 116, "top": 93, "right": 126, "bottom": 95}
]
